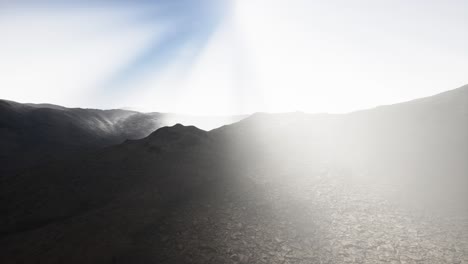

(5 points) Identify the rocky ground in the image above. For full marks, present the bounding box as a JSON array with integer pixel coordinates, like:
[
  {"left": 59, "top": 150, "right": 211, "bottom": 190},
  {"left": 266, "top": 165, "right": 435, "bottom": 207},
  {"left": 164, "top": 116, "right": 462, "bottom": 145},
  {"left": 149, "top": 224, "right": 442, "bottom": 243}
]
[
  {"left": 129, "top": 164, "right": 468, "bottom": 264},
  {"left": 2, "top": 162, "right": 466, "bottom": 264}
]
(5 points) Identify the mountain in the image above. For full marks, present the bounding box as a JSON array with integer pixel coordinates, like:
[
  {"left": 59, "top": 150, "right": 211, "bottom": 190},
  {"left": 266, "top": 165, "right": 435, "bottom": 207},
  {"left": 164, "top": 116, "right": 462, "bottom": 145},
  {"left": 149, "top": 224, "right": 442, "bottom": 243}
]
[
  {"left": 0, "top": 100, "right": 244, "bottom": 175},
  {"left": 0, "top": 85, "right": 467, "bottom": 263},
  {"left": 0, "top": 123, "right": 238, "bottom": 263},
  {"left": 215, "top": 85, "right": 468, "bottom": 207}
]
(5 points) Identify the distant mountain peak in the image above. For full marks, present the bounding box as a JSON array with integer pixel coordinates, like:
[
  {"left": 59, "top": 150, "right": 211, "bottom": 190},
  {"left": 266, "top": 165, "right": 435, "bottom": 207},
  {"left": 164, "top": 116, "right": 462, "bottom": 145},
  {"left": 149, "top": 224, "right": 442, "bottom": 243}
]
[
  {"left": 143, "top": 124, "right": 209, "bottom": 152},
  {"left": 150, "top": 123, "right": 205, "bottom": 136}
]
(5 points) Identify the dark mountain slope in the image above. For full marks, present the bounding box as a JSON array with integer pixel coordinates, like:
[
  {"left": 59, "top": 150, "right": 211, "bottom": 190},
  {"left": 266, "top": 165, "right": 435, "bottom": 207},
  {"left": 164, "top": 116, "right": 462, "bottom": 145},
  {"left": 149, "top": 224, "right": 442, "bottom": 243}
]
[
  {"left": 0, "top": 100, "right": 245, "bottom": 175},
  {"left": 0, "top": 85, "right": 467, "bottom": 263},
  {"left": 0, "top": 125, "right": 215, "bottom": 233},
  {"left": 0, "top": 100, "right": 163, "bottom": 175},
  {"left": 0, "top": 124, "right": 251, "bottom": 263}
]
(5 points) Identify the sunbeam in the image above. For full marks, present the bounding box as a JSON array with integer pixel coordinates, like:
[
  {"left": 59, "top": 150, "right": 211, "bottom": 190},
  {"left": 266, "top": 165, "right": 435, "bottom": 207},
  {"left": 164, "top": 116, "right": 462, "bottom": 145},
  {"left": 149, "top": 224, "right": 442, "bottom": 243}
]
[
  {"left": 1, "top": 0, "right": 467, "bottom": 113},
  {"left": 99, "top": 0, "right": 229, "bottom": 100},
  {"left": 0, "top": 1, "right": 467, "bottom": 263}
]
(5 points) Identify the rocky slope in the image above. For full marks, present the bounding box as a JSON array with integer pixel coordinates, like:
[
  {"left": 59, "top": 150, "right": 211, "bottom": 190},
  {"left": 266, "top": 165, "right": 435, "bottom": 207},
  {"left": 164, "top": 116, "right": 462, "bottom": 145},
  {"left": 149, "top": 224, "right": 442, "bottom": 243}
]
[
  {"left": 0, "top": 85, "right": 467, "bottom": 263},
  {"left": 0, "top": 100, "right": 244, "bottom": 175}
]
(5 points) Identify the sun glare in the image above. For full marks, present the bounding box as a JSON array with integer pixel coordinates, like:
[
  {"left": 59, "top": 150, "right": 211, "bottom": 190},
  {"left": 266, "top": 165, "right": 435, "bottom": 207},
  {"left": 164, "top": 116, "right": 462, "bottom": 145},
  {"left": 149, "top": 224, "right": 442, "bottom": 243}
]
[{"left": 0, "top": 0, "right": 467, "bottom": 114}]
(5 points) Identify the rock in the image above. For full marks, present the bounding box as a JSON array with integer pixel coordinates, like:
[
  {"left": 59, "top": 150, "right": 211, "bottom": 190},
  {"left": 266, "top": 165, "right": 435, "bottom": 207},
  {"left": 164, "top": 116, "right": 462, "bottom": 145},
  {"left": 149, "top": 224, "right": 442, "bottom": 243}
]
[
  {"left": 230, "top": 254, "right": 240, "bottom": 262},
  {"left": 238, "top": 253, "right": 249, "bottom": 263},
  {"left": 405, "top": 254, "right": 424, "bottom": 261}
]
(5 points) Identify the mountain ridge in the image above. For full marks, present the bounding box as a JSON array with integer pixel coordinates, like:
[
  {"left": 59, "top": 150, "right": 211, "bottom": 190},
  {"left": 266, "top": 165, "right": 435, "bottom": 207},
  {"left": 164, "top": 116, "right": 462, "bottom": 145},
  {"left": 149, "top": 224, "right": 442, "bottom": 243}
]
[
  {"left": 0, "top": 85, "right": 467, "bottom": 263},
  {"left": 0, "top": 100, "right": 243, "bottom": 175}
]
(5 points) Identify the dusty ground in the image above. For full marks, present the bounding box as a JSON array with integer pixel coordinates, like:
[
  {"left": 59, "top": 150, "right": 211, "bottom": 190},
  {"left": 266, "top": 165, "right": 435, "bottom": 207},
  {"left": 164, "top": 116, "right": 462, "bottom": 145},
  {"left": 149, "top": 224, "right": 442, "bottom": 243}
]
[{"left": 141, "top": 164, "right": 468, "bottom": 264}]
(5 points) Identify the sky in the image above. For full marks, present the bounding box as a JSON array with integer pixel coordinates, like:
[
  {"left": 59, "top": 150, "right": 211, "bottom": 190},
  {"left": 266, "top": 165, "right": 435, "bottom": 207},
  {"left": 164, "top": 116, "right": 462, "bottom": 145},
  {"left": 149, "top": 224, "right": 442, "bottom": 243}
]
[{"left": 0, "top": 0, "right": 467, "bottom": 115}]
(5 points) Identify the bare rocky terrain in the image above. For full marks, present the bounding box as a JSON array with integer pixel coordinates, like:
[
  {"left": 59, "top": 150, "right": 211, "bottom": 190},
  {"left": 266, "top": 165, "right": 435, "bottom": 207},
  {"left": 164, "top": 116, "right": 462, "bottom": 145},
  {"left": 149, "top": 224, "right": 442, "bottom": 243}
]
[
  {"left": 0, "top": 99, "right": 243, "bottom": 175},
  {"left": 130, "top": 161, "right": 468, "bottom": 264},
  {"left": 0, "top": 85, "right": 467, "bottom": 263}
]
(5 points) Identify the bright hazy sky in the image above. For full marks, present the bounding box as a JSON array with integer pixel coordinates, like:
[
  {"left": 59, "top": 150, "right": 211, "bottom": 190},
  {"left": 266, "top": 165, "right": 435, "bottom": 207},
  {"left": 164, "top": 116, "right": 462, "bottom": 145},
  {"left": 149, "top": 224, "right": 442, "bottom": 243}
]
[{"left": 1, "top": 0, "right": 467, "bottom": 115}]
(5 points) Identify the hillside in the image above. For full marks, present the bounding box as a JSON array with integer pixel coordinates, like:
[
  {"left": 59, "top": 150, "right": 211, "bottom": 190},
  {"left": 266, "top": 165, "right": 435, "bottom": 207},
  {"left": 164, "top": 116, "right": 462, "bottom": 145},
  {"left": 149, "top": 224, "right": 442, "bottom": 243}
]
[
  {"left": 0, "top": 85, "right": 467, "bottom": 263},
  {"left": 0, "top": 100, "right": 244, "bottom": 175}
]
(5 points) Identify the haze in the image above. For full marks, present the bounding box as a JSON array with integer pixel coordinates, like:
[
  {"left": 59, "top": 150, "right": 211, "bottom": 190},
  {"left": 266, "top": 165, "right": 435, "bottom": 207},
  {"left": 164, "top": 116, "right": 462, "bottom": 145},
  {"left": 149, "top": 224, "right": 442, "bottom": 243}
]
[{"left": 1, "top": 0, "right": 467, "bottom": 115}]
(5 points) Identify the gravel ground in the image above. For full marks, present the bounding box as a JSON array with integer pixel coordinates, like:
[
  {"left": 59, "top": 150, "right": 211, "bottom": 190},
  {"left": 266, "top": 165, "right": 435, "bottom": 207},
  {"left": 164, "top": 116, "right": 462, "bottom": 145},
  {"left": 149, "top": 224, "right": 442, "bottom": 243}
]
[{"left": 137, "top": 164, "right": 468, "bottom": 264}]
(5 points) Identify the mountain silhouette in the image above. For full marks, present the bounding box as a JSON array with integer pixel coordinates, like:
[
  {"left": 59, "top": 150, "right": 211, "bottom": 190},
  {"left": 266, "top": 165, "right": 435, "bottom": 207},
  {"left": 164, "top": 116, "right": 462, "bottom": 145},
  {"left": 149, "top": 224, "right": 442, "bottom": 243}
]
[
  {"left": 0, "top": 85, "right": 467, "bottom": 263},
  {"left": 0, "top": 100, "right": 243, "bottom": 175}
]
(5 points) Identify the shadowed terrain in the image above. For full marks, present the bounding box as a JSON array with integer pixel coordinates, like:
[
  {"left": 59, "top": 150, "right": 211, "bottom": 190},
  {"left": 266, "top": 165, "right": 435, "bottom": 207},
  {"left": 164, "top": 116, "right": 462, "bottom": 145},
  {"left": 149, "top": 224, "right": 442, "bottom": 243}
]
[
  {"left": 0, "top": 100, "right": 244, "bottom": 175},
  {"left": 0, "top": 85, "right": 467, "bottom": 263}
]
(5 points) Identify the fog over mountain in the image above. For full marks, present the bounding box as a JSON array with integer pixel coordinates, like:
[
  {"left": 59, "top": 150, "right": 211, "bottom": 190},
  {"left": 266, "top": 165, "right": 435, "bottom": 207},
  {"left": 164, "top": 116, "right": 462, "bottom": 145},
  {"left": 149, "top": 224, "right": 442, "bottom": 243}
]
[
  {"left": 0, "top": 85, "right": 467, "bottom": 263},
  {"left": 0, "top": 100, "right": 244, "bottom": 175}
]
